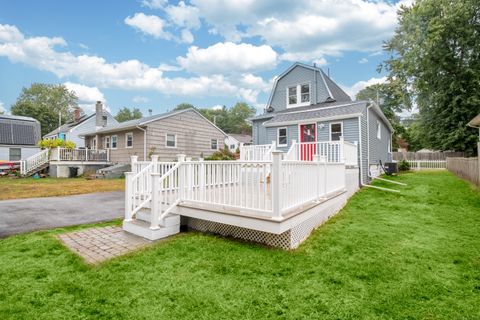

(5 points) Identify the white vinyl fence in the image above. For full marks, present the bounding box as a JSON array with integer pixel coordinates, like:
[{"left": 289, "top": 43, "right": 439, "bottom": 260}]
[{"left": 408, "top": 160, "right": 446, "bottom": 170}]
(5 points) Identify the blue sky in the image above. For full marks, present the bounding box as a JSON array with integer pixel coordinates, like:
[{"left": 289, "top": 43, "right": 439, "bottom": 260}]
[{"left": 0, "top": 0, "right": 411, "bottom": 116}]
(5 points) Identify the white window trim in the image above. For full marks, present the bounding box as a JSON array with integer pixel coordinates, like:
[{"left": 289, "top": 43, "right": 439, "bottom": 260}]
[
  {"left": 286, "top": 82, "right": 311, "bottom": 108},
  {"left": 329, "top": 122, "right": 343, "bottom": 141},
  {"left": 125, "top": 132, "right": 133, "bottom": 149},
  {"left": 277, "top": 127, "right": 288, "bottom": 147},
  {"left": 111, "top": 135, "right": 118, "bottom": 149},
  {"left": 165, "top": 133, "right": 177, "bottom": 148},
  {"left": 211, "top": 138, "right": 219, "bottom": 150},
  {"left": 376, "top": 121, "right": 382, "bottom": 140}
]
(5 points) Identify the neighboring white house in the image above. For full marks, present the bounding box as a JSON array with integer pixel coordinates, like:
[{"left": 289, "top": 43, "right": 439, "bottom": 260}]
[
  {"left": 0, "top": 114, "right": 41, "bottom": 161},
  {"left": 44, "top": 102, "right": 117, "bottom": 148},
  {"left": 225, "top": 133, "right": 252, "bottom": 151}
]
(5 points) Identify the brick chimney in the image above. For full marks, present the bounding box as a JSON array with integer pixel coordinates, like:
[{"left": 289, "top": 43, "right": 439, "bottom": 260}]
[
  {"left": 95, "top": 101, "right": 105, "bottom": 127},
  {"left": 73, "top": 107, "right": 81, "bottom": 122}
]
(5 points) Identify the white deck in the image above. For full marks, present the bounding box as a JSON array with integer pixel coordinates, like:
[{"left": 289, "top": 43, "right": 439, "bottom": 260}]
[{"left": 123, "top": 140, "right": 360, "bottom": 248}]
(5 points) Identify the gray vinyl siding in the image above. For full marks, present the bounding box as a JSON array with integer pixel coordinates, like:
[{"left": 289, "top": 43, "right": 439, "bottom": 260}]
[
  {"left": 367, "top": 109, "right": 392, "bottom": 166},
  {"left": 68, "top": 113, "right": 117, "bottom": 148},
  {"left": 266, "top": 125, "right": 298, "bottom": 152},
  {"left": 270, "top": 65, "right": 331, "bottom": 111},
  {"left": 145, "top": 109, "right": 226, "bottom": 161},
  {"left": 252, "top": 119, "right": 270, "bottom": 145},
  {"left": 317, "top": 118, "right": 359, "bottom": 144}
]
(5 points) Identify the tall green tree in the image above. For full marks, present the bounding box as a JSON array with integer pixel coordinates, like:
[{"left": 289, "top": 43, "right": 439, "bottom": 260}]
[
  {"left": 382, "top": 0, "right": 480, "bottom": 154},
  {"left": 115, "top": 107, "right": 143, "bottom": 122},
  {"left": 174, "top": 103, "right": 196, "bottom": 111},
  {"left": 356, "top": 82, "right": 411, "bottom": 150},
  {"left": 11, "top": 83, "right": 78, "bottom": 136}
]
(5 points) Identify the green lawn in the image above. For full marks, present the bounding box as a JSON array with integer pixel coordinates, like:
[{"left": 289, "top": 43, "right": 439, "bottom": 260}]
[{"left": 0, "top": 171, "right": 479, "bottom": 319}]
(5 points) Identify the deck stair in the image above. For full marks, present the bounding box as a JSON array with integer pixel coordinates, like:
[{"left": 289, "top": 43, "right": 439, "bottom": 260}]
[{"left": 20, "top": 149, "right": 49, "bottom": 176}]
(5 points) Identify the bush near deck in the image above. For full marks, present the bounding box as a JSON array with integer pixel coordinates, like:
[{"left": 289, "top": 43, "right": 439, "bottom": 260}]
[
  {"left": 0, "top": 171, "right": 479, "bottom": 319},
  {"left": 0, "top": 177, "right": 125, "bottom": 200}
]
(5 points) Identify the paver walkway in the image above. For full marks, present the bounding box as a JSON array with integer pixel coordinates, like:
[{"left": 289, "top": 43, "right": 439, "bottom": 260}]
[
  {"left": 0, "top": 191, "right": 124, "bottom": 238},
  {"left": 58, "top": 226, "right": 151, "bottom": 264}
]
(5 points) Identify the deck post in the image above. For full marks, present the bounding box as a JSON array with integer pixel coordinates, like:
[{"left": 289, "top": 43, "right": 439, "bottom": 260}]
[
  {"left": 150, "top": 173, "right": 161, "bottom": 230},
  {"left": 130, "top": 155, "right": 138, "bottom": 173},
  {"left": 340, "top": 137, "right": 344, "bottom": 163},
  {"left": 271, "top": 151, "right": 283, "bottom": 219},
  {"left": 151, "top": 155, "right": 159, "bottom": 173},
  {"left": 56, "top": 147, "right": 60, "bottom": 161},
  {"left": 124, "top": 172, "right": 133, "bottom": 221},
  {"left": 177, "top": 154, "right": 186, "bottom": 200},
  {"left": 199, "top": 158, "right": 205, "bottom": 191},
  {"left": 85, "top": 148, "right": 88, "bottom": 162}
]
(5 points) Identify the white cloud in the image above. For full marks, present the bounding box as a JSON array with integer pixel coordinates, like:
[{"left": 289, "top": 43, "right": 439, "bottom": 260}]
[
  {"left": 164, "top": 1, "right": 201, "bottom": 30},
  {"left": 132, "top": 96, "right": 150, "bottom": 104},
  {"left": 64, "top": 82, "right": 106, "bottom": 113},
  {"left": 0, "top": 24, "right": 268, "bottom": 105},
  {"left": 211, "top": 104, "right": 223, "bottom": 110},
  {"left": 180, "top": 29, "right": 194, "bottom": 44},
  {"left": 124, "top": 13, "right": 172, "bottom": 40},
  {"left": 64, "top": 82, "right": 105, "bottom": 103},
  {"left": 189, "top": 0, "right": 413, "bottom": 60},
  {"left": 177, "top": 42, "right": 278, "bottom": 75},
  {"left": 359, "top": 58, "right": 368, "bottom": 64},
  {"left": 341, "top": 76, "right": 387, "bottom": 98},
  {"left": 141, "top": 0, "right": 167, "bottom": 9},
  {"left": 0, "top": 101, "right": 5, "bottom": 113}
]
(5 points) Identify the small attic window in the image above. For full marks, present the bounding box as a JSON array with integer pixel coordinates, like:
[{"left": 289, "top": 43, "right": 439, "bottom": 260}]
[{"left": 287, "top": 83, "right": 310, "bottom": 108}]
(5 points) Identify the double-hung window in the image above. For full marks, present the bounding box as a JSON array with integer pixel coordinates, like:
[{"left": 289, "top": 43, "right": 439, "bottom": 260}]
[
  {"left": 111, "top": 135, "right": 117, "bottom": 149},
  {"left": 287, "top": 83, "right": 310, "bottom": 108},
  {"left": 166, "top": 133, "right": 176, "bottom": 148},
  {"left": 330, "top": 123, "right": 342, "bottom": 141},
  {"left": 125, "top": 132, "right": 133, "bottom": 148},
  {"left": 277, "top": 127, "right": 287, "bottom": 146},
  {"left": 211, "top": 139, "right": 218, "bottom": 150},
  {"left": 9, "top": 148, "right": 21, "bottom": 161}
]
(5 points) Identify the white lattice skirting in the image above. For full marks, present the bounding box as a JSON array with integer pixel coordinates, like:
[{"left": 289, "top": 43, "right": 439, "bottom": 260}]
[{"left": 186, "top": 169, "right": 359, "bottom": 249}]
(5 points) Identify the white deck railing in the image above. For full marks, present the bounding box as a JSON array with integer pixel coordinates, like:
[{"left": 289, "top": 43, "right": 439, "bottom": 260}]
[
  {"left": 343, "top": 141, "right": 358, "bottom": 166},
  {"left": 285, "top": 140, "right": 342, "bottom": 162},
  {"left": 125, "top": 151, "right": 349, "bottom": 228},
  {"left": 20, "top": 149, "right": 49, "bottom": 175},
  {"left": 239, "top": 142, "right": 275, "bottom": 161},
  {"left": 50, "top": 147, "right": 110, "bottom": 162}
]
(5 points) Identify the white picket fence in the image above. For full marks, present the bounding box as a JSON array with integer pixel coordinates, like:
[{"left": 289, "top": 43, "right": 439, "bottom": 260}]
[
  {"left": 125, "top": 151, "right": 347, "bottom": 228},
  {"left": 408, "top": 160, "right": 446, "bottom": 170}
]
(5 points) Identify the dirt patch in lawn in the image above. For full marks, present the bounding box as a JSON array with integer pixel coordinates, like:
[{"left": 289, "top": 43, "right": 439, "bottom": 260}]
[{"left": 0, "top": 177, "right": 125, "bottom": 200}]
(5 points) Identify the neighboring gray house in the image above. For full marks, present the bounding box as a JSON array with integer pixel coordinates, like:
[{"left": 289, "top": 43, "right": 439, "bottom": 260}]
[
  {"left": 83, "top": 108, "right": 227, "bottom": 163},
  {"left": 44, "top": 102, "right": 117, "bottom": 148},
  {"left": 250, "top": 62, "right": 393, "bottom": 183},
  {"left": 0, "top": 114, "right": 41, "bottom": 161},
  {"left": 225, "top": 133, "right": 252, "bottom": 151}
]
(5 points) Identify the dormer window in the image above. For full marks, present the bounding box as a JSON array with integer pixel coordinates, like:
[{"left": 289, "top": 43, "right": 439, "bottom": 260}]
[{"left": 287, "top": 83, "right": 310, "bottom": 108}]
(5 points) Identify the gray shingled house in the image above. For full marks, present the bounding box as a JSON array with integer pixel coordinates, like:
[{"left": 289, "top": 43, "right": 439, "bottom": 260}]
[
  {"left": 0, "top": 114, "right": 41, "bottom": 161},
  {"left": 250, "top": 62, "right": 393, "bottom": 183},
  {"left": 83, "top": 108, "right": 227, "bottom": 163}
]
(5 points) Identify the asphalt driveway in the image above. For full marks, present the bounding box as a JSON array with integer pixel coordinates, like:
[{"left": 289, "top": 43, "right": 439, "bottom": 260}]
[{"left": 0, "top": 191, "right": 124, "bottom": 238}]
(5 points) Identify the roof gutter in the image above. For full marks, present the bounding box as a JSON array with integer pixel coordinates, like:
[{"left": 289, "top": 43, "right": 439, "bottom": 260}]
[
  {"left": 136, "top": 125, "right": 147, "bottom": 161},
  {"left": 264, "top": 113, "right": 363, "bottom": 127}
]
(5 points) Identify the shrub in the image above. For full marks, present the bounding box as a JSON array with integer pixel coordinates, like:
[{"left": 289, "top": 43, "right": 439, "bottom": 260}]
[
  {"left": 398, "top": 159, "right": 411, "bottom": 171},
  {"left": 38, "top": 138, "right": 76, "bottom": 149},
  {"left": 205, "top": 148, "right": 235, "bottom": 161}
]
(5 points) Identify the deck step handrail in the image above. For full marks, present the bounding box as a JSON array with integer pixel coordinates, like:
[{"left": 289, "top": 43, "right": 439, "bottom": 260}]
[
  {"left": 20, "top": 149, "right": 49, "bottom": 175},
  {"left": 125, "top": 162, "right": 155, "bottom": 220}
]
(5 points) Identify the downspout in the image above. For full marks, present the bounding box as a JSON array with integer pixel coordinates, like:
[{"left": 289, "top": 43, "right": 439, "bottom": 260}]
[
  {"left": 357, "top": 115, "right": 364, "bottom": 186},
  {"left": 313, "top": 65, "right": 317, "bottom": 104},
  {"left": 366, "top": 102, "right": 373, "bottom": 180},
  {"left": 136, "top": 125, "right": 147, "bottom": 161}
]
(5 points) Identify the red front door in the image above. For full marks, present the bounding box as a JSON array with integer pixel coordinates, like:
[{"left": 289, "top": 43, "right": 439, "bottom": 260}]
[{"left": 300, "top": 124, "right": 316, "bottom": 161}]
